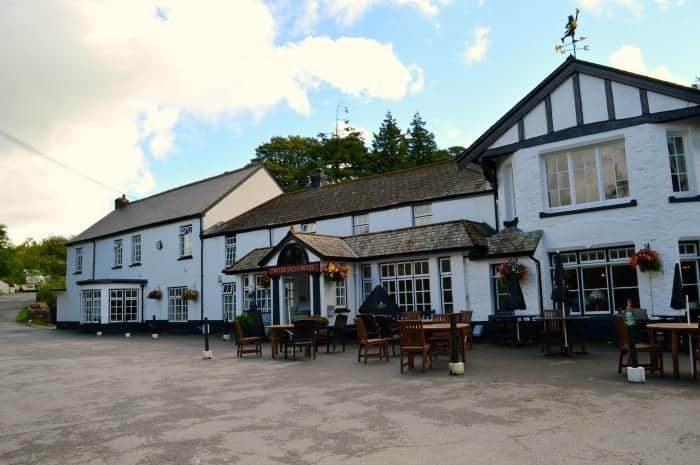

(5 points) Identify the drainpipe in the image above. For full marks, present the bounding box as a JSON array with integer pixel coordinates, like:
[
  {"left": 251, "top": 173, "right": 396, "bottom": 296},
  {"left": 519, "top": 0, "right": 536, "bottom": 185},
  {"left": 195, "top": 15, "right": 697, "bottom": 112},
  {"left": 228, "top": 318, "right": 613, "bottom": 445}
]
[
  {"left": 529, "top": 254, "right": 544, "bottom": 316},
  {"left": 200, "top": 218, "right": 204, "bottom": 323}
]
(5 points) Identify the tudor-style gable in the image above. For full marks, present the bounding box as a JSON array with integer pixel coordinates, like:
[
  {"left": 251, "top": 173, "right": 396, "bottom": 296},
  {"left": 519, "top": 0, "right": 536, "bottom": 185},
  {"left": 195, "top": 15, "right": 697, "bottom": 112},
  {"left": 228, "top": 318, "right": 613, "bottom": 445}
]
[{"left": 458, "top": 56, "right": 700, "bottom": 167}]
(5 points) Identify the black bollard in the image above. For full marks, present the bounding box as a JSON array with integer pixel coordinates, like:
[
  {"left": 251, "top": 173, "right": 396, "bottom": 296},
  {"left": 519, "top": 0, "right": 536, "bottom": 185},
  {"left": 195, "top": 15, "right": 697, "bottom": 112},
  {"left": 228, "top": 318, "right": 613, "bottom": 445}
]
[{"left": 204, "top": 317, "right": 210, "bottom": 352}]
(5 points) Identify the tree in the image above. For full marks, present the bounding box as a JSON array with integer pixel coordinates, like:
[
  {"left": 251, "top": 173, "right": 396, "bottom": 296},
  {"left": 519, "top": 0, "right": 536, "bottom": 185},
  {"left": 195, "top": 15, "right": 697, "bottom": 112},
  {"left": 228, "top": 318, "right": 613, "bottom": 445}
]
[
  {"left": 0, "top": 225, "right": 13, "bottom": 281},
  {"left": 317, "top": 131, "right": 370, "bottom": 182},
  {"left": 406, "top": 112, "right": 438, "bottom": 166},
  {"left": 252, "top": 136, "right": 322, "bottom": 191},
  {"left": 0, "top": 227, "right": 68, "bottom": 284},
  {"left": 370, "top": 111, "right": 408, "bottom": 173}
]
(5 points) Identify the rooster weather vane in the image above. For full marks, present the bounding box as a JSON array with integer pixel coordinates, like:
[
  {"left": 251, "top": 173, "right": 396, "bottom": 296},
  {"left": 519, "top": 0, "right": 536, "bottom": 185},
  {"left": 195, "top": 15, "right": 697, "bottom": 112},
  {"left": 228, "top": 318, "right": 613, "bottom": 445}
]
[{"left": 555, "top": 8, "right": 589, "bottom": 57}]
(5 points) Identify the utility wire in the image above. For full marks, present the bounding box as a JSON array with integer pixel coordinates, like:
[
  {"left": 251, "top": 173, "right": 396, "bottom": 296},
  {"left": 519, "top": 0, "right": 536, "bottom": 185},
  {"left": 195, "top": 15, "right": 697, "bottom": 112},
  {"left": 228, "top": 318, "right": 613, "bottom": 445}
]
[{"left": 0, "top": 127, "right": 122, "bottom": 195}]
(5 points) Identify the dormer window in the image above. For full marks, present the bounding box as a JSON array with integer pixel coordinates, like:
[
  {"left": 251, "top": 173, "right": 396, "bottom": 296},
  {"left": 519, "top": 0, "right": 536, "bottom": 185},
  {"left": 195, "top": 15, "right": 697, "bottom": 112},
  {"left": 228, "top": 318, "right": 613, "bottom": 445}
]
[
  {"left": 353, "top": 214, "right": 369, "bottom": 235},
  {"left": 413, "top": 204, "right": 432, "bottom": 226},
  {"left": 300, "top": 223, "right": 315, "bottom": 233}
]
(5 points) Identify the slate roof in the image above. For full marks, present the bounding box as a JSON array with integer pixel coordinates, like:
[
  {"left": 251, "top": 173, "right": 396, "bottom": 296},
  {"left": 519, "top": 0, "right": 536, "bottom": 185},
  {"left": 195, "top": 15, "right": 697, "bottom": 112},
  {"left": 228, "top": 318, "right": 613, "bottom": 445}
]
[
  {"left": 225, "top": 247, "right": 272, "bottom": 273},
  {"left": 68, "top": 164, "right": 264, "bottom": 245},
  {"left": 223, "top": 220, "right": 495, "bottom": 273},
  {"left": 343, "top": 220, "right": 494, "bottom": 259},
  {"left": 476, "top": 224, "right": 543, "bottom": 258},
  {"left": 204, "top": 160, "right": 491, "bottom": 236}
]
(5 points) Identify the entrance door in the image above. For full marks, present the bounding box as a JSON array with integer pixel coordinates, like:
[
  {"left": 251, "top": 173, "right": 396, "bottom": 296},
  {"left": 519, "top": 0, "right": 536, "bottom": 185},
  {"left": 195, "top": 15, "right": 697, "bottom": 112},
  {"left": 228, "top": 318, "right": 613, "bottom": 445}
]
[{"left": 283, "top": 274, "right": 310, "bottom": 322}]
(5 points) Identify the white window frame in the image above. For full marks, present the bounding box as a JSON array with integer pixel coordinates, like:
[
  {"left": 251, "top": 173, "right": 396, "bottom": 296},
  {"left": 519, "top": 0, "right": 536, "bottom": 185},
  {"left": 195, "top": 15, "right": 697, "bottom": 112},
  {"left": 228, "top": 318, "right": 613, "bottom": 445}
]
[
  {"left": 667, "top": 134, "right": 693, "bottom": 193},
  {"left": 222, "top": 282, "right": 236, "bottom": 322},
  {"left": 243, "top": 275, "right": 250, "bottom": 311},
  {"left": 75, "top": 247, "right": 83, "bottom": 273},
  {"left": 361, "top": 264, "right": 373, "bottom": 299},
  {"left": 542, "top": 139, "right": 630, "bottom": 211},
  {"left": 109, "top": 288, "right": 139, "bottom": 322},
  {"left": 113, "top": 239, "right": 123, "bottom": 267},
  {"left": 80, "top": 289, "right": 101, "bottom": 323},
  {"left": 412, "top": 204, "right": 432, "bottom": 226},
  {"left": 380, "top": 259, "right": 431, "bottom": 313},
  {"left": 353, "top": 214, "right": 369, "bottom": 235},
  {"left": 300, "top": 223, "right": 315, "bottom": 233},
  {"left": 255, "top": 274, "right": 271, "bottom": 316},
  {"left": 335, "top": 279, "right": 346, "bottom": 307},
  {"left": 439, "top": 257, "right": 454, "bottom": 313},
  {"left": 131, "top": 235, "right": 141, "bottom": 265},
  {"left": 179, "top": 224, "right": 193, "bottom": 258},
  {"left": 225, "top": 236, "right": 236, "bottom": 267},
  {"left": 168, "top": 287, "right": 188, "bottom": 322}
]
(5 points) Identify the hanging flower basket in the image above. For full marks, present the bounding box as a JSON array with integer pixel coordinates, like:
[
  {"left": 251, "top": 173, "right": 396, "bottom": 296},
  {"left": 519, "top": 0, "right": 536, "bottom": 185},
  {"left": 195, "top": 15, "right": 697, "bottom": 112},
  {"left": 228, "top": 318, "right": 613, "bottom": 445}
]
[
  {"left": 182, "top": 289, "right": 199, "bottom": 301},
  {"left": 630, "top": 246, "right": 661, "bottom": 272},
  {"left": 147, "top": 289, "right": 162, "bottom": 300},
  {"left": 258, "top": 274, "right": 271, "bottom": 287},
  {"left": 498, "top": 259, "right": 529, "bottom": 285},
  {"left": 323, "top": 261, "right": 350, "bottom": 281}
]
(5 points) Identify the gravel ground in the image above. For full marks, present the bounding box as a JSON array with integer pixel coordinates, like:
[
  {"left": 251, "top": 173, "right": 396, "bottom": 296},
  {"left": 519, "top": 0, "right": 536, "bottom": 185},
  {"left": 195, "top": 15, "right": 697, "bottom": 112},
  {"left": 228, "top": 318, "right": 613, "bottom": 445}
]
[{"left": 0, "top": 319, "right": 699, "bottom": 465}]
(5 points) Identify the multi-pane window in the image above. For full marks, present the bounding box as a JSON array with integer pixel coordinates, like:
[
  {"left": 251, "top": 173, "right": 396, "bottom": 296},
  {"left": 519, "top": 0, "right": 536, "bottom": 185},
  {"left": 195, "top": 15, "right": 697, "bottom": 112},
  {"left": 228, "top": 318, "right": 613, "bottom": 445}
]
[
  {"left": 413, "top": 204, "right": 432, "bottom": 226},
  {"left": 109, "top": 288, "right": 138, "bottom": 322},
  {"left": 284, "top": 277, "right": 296, "bottom": 315},
  {"left": 222, "top": 283, "right": 236, "bottom": 322},
  {"left": 381, "top": 260, "right": 431, "bottom": 313},
  {"left": 243, "top": 275, "right": 250, "bottom": 311},
  {"left": 225, "top": 236, "right": 236, "bottom": 267},
  {"left": 335, "top": 279, "right": 346, "bottom": 307},
  {"left": 440, "top": 258, "right": 453, "bottom": 313},
  {"left": 131, "top": 235, "right": 141, "bottom": 265},
  {"left": 113, "top": 239, "right": 123, "bottom": 267},
  {"left": 491, "top": 265, "right": 510, "bottom": 313},
  {"left": 168, "top": 287, "right": 188, "bottom": 322},
  {"left": 80, "top": 289, "right": 101, "bottom": 323},
  {"left": 300, "top": 223, "right": 315, "bottom": 233},
  {"left": 548, "top": 247, "right": 639, "bottom": 314},
  {"left": 75, "top": 247, "right": 83, "bottom": 273},
  {"left": 544, "top": 140, "right": 629, "bottom": 208},
  {"left": 680, "top": 241, "right": 700, "bottom": 307},
  {"left": 353, "top": 214, "right": 369, "bottom": 235},
  {"left": 179, "top": 224, "right": 193, "bottom": 257},
  {"left": 361, "top": 264, "right": 373, "bottom": 299},
  {"left": 255, "top": 274, "right": 272, "bottom": 324},
  {"left": 668, "top": 135, "right": 690, "bottom": 192}
]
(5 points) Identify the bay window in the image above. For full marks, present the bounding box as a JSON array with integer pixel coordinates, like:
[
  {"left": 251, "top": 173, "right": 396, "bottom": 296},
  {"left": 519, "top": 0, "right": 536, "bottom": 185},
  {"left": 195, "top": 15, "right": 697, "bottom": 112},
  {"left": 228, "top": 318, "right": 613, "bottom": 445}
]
[
  {"left": 381, "top": 260, "right": 431, "bottom": 314},
  {"left": 81, "top": 289, "right": 101, "bottom": 323},
  {"left": 110, "top": 288, "right": 139, "bottom": 322},
  {"left": 544, "top": 140, "right": 629, "bottom": 209}
]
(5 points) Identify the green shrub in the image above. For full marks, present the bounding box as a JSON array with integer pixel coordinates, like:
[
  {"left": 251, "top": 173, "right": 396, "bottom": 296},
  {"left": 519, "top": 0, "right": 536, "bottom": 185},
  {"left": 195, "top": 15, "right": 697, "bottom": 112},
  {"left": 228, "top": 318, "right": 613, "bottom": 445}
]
[
  {"left": 16, "top": 307, "right": 28, "bottom": 322},
  {"left": 36, "top": 276, "right": 65, "bottom": 311}
]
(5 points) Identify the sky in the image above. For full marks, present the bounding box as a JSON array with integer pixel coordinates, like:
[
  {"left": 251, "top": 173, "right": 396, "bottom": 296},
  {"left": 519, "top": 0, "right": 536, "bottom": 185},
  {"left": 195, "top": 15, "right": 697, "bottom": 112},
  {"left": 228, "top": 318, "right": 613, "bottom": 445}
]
[{"left": 0, "top": 0, "right": 698, "bottom": 243}]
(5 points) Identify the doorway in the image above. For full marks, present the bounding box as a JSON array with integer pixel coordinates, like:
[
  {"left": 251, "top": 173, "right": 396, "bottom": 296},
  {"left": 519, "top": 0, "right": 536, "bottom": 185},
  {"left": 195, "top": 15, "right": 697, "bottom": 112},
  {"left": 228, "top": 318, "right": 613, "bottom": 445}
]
[{"left": 283, "top": 274, "right": 311, "bottom": 322}]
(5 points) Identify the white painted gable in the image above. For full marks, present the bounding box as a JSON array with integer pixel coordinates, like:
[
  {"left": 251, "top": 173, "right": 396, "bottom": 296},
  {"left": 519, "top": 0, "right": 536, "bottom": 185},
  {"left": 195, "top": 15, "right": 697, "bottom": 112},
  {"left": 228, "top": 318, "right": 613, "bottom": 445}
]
[
  {"left": 579, "top": 74, "right": 607, "bottom": 123},
  {"left": 648, "top": 91, "right": 695, "bottom": 113}
]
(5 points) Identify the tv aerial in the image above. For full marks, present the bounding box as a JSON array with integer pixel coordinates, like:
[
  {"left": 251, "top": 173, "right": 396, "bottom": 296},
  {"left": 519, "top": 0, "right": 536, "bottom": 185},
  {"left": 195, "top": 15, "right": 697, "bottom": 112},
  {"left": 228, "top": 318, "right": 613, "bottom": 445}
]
[{"left": 554, "top": 8, "right": 589, "bottom": 57}]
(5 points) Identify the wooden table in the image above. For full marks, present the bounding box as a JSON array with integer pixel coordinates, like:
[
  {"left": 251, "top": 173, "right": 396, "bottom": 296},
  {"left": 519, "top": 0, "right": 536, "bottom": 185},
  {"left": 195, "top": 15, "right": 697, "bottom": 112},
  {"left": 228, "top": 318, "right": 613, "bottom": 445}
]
[
  {"left": 534, "top": 315, "right": 591, "bottom": 355},
  {"left": 266, "top": 324, "right": 293, "bottom": 359},
  {"left": 647, "top": 322, "right": 700, "bottom": 379},
  {"left": 422, "top": 322, "right": 470, "bottom": 363}
]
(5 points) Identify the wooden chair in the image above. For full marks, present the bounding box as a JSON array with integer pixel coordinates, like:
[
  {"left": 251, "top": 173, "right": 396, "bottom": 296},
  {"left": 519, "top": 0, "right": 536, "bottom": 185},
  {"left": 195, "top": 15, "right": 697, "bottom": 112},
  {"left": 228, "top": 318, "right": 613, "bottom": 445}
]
[
  {"left": 693, "top": 335, "right": 700, "bottom": 380},
  {"left": 398, "top": 320, "right": 432, "bottom": 373},
  {"left": 357, "top": 313, "right": 379, "bottom": 338},
  {"left": 613, "top": 315, "right": 663, "bottom": 375},
  {"left": 317, "top": 314, "right": 348, "bottom": 353},
  {"left": 283, "top": 319, "right": 316, "bottom": 360},
  {"left": 375, "top": 315, "right": 400, "bottom": 356},
  {"left": 355, "top": 318, "right": 389, "bottom": 363},
  {"left": 432, "top": 313, "right": 451, "bottom": 323},
  {"left": 541, "top": 309, "right": 564, "bottom": 354},
  {"left": 459, "top": 310, "right": 474, "bottom": 349},
  {"left": 234, "top": 320, "right": 262, "bottom": 358},
  {"left": 404, "top": 311, "right": 421, "bottom": 320},
  {"left": 429, "top": 313, "right": 451, "bottom": 357}
]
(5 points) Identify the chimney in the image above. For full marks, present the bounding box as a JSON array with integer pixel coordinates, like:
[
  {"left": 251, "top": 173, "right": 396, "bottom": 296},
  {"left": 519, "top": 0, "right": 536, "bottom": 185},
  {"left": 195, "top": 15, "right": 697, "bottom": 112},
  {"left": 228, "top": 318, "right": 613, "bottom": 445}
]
[
  {"left": 310, "top": 168, "right": 328, "bottom": 189},
  {"left": 114, "top": 194, "right": 129, "bottom": 210}
]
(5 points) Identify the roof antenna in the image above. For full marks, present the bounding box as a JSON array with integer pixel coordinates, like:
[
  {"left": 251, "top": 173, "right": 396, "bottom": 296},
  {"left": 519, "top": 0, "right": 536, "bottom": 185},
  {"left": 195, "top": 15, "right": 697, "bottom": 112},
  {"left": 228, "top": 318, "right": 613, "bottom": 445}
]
[{"left": 554, "top": 7, "right": 589, "bottom": 58}]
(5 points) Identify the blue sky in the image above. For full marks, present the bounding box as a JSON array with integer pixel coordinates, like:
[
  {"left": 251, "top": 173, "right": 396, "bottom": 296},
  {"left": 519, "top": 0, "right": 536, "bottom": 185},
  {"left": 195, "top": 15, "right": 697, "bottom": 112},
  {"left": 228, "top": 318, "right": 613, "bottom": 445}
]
[
  {"left": 152, "top": 0, "right": 699, "bottom": 190},
  {"left": 1, "top": 0, "right": 698, "bottom": 242}
]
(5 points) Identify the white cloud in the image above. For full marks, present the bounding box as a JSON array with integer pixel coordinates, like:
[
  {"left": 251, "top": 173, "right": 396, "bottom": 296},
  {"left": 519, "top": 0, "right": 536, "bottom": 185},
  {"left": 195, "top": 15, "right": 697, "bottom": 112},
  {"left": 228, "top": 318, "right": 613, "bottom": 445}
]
[
  {"left": 462, "top": 26, "right": 490, "bottom": 67},
  {"left": 609, "top": 44, "right": 687, "bottom": 85},
  {"left": 579, "top": 0, "right": 683, "bottom": 15},
  {"left": 0, "top": 0, "right": 421, "bottom": 242},
  {"left": 408, "top": 65, "right": 425, "bottom": 94}
]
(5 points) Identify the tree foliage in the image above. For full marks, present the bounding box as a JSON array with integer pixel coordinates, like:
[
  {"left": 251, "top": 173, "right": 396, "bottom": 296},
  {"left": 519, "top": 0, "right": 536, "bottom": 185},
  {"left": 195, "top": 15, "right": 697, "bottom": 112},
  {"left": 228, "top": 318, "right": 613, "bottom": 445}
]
[
  {"left": 0, "top": 225, "right": 68, "bottom": 285},
  {"left": 253, "top": 111, "right": 455, "bottom": 191}
]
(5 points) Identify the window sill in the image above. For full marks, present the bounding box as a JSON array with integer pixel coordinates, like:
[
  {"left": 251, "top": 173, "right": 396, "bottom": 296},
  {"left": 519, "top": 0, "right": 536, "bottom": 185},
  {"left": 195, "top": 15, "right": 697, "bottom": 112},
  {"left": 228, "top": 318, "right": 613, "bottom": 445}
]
[
  {"left": 73, "top": 271, "right": 82, "bottom": 275},
  {"left": 129, "top": 263, "right": 141, "bottom": 268},
  {"left": 669, "top": 194, "right": 700, "bottom": 203},
  {"left": 539, "top": 199, "right": 637, "bottom": 218},
  {"left": 111, "top": 266, "right": 122, "bottom": 270},
  {"left": 177, "top": 255, "right": 193, "bottom": 261}
]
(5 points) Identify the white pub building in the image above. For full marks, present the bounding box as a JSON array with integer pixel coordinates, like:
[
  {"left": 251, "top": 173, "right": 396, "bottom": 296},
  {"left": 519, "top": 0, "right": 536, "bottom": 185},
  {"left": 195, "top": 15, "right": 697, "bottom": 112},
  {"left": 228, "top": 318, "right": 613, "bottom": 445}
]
[{"left": 57, "top": 58, "right": 700, "bottom": 332}]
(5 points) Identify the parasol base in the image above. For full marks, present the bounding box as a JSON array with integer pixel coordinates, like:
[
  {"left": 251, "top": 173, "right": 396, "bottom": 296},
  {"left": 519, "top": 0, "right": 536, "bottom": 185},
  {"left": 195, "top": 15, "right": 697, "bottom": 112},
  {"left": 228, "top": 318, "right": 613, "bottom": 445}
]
[
  {"left": 202, "top": 350, "right": 213, "bottom": 360},
  {"left": 152, "top": 333, "right": 159, "bottom": 339},
  {"left": 96, "top": 331, "right": 102, "bottom": 337},
  {"left": 626, "top": 366, "right": 645, "bottom": 383},
  {"left": 449, "top": 362, "right": 464, "bottom": 375},
  {"left": 222, "top": 334, "right": 231, "bottom": 341}
]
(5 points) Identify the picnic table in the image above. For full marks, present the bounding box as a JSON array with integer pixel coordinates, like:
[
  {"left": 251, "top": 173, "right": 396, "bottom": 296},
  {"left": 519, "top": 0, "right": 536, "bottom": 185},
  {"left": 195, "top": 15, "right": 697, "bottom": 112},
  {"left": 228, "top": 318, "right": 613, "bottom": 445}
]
[
  {"left": 266, "top": 324, "right": 293, "bottom": 359},
  {"left": 534, "top": 315, "right": 591, "bottom": 355},
  {"left": 647, "top": 322, "right": 700, "bottom": 379}
]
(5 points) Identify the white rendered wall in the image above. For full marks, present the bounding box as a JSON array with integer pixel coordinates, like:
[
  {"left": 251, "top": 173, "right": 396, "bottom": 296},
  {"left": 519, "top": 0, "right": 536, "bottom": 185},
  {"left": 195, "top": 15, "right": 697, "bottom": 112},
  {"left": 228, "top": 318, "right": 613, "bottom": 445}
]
[
  {"left": 611, "top": 82, "right": 643, "bottom": 119},
  {"left": 551, "top": 77, "right": 577, "bottom": 131},
  {"left": 496, "top": 120, "right": 700, "bottom": 315},
  {"left": 579, "top": 74, "right": 608, "bottom": 124},
  {"left": 523, "top": 101, "right": 548, "bottom": 139}
]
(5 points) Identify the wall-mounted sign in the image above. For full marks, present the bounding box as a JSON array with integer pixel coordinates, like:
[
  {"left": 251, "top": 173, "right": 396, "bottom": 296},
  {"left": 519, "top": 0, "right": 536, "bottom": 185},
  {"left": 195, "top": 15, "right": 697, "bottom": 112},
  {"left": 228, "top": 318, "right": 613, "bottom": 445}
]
[{"left": 266, "top": 262, "right": 320, "bottom": 276}]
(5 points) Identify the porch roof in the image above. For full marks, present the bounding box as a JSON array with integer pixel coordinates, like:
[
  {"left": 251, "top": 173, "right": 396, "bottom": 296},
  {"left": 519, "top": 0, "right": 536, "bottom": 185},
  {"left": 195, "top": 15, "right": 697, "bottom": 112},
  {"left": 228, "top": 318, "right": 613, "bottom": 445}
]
[
  {"left": 472, "top": 220, "right": 543, "bottom": 259},
  {"left": 224, "top": 247, "right": 272, "bottom": 273}
]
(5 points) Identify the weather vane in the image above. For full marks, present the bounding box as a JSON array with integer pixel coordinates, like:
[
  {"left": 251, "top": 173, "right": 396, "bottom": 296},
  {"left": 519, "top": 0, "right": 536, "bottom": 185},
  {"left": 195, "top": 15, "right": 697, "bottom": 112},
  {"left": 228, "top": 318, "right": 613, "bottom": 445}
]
[{"left": 555, "top": 7, "right": 589, "bottom": 57}]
